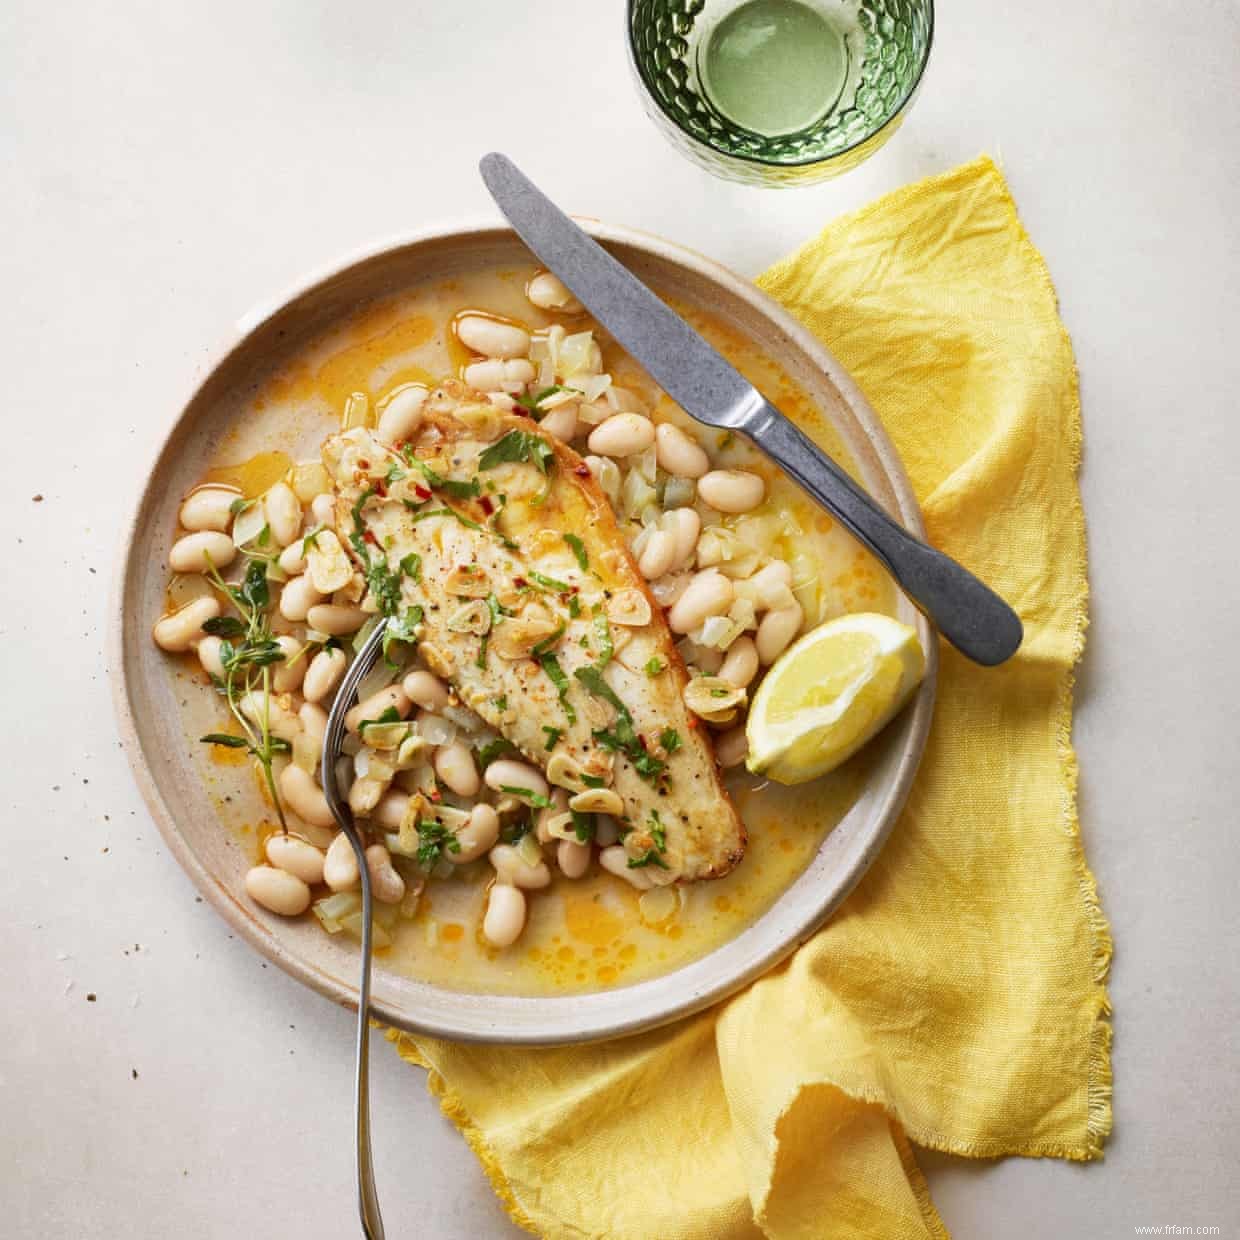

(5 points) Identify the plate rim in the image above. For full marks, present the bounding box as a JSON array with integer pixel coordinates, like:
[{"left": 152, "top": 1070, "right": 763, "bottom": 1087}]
[{"left": 109, "top": 219, "right": 938, "bottom": 1045}]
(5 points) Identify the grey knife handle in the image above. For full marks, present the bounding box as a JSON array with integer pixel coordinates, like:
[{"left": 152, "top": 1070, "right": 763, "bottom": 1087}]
[{"left": 744, "top": 405, "right": 1023, "bottom": 666}]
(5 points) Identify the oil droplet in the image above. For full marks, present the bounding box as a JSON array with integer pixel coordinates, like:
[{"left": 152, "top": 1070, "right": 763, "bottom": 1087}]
[
  {"left": 440, "top": 923, "right": 464, "bottom": 943},
  {"left": 596, "top": 965, "right": 618, "bottom": 984}
]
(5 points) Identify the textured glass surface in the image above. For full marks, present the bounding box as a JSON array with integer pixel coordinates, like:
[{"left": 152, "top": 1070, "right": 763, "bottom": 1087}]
[{"left": 628, "top": 0, "right": 933, "bottom": 186}]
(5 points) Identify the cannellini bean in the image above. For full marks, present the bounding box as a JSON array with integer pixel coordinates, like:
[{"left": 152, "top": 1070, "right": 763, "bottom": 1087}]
[
  {"left": 377, "top": 385, "right": 428, "bottom": 443},
  {"left": 655, "top": 423, "right": 710, "bottom": 478},
  {"left": 483, "top": 884, "right": 527, "bottom": 947},
  {"left": 372, "top": 790, "right": 409, "bottom": 831},
  {"left": 535, "top": 788, "right": 570, "bottom": 844},
  {"left": 195, "top": 634, "right": 225, "bottom": 678},
  {"left": 306, "top": 603, "right": 366, "bottom": 636},
  {"left": 599, "top": 845, "right": 655, "bottom": 890},
  {"left": 756, "top": 601, "right": 804, "bottom": 665},
  {"left": 277, "top": 540, "right": 307, "bottom": 575},
  {"left": 452, "top": 804, "right": 500, "bottom": 863},
  {"left": 539, "top": 403, "right": 579, "bottom": 443},
  {"left": 280, "top": 762, "right": 335, "bottom": 829},
  {"left": 718, "top": 635, "right": 759, "bottom": 689},
  {"left": 365, "top": 844, "right": 406, "bottom": 905},
  {"left": 663, "top": 508, "right": 701, "bottom": 570},
  {"left": 271, "top": 635, "right": 306, "bottom": 694},
  {"left": 456, "top": 314, "right": 530, "bottom": 360},
  {"left": 698, "top": 469, "right": 766, "bottom": 514},
  {"left": 264, "top": 482, "right": 302, "bottom": 546},
  {"left": 344, "top": 685, "right": 411, "bottom": 734},
  {"left": 402, "top": 669, "right": 450, "bottom": 713},
  {"left": 169, "top": 530, "right": 236, "bottom": 574},
  {"left": 483, "top": 759, "right": 549, "bottom": 801},
  {"left": 311, "top": 493, "right": 336, "bottom": 525},
  {"left": 279, "top": 574, "right": 324, "bottom": 622},
  {"left": 527, "top": 271, "right": 583, "bottom": 314},
  {"left": 463, "top": 358, "right": 536, "bottom": 393},
  {"left": 239, "top": 691, "right": 301, "bottom": 742},
  {"left": 691, "top": 643, "right": 724, "bottom": 675},
  {"left": 714, "top": 726, "right": 749, "bottom": 768},
  {"left": 153, "top": 597, "right": 221, "bottom": 652},
  {"left": 638, "top": 530, "right": 677, "bottom": 580},
  {"left": 745, "top": 560, "right": 794, "bottom": 610},
  {"left": 489, "top": 844, "right": 552, "bottom": 890},
  {"left": 179, "top": 487, "right": 237, "bottom": 532},
  {"left": 303, "top": 647, "right": 347, "bottom": 703},
  {"left": 557, "top": 838, "right": 591, "bottom": 879},
  {"left": 265, "top": 834, "right": 326, "bottom": 885},
  {"left": 668, "top": 569, "right": 734, "bottom": 634},
  {"left": 594, "top": 815, "right": 620, "bottom": 847},
  {"left": 434, "top": 739, "right": 480, "bottom": 797},
  {"left": 245, "top": 865, "right": 311, "bottom": 916},
  {"left": 299, "top": 702, "right": 327, "bottom": 748},
  {"left": 323, "top": 831, "right": 360, "bottom": 892},
  {"left": 587, "top": 412, "right": 655, "bottom": 458}
]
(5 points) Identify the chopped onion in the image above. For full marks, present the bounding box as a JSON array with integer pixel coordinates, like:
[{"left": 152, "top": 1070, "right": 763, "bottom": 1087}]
[
  {"left": 416, "top": 713, "right": 457, "bottom": 747},
  {"left": 697, "top": 614, "right": 741, "bottom": 650},
  {"left": 356, "top": 661, "right": 397, "bottom": 704},
  {"left": 290, "top": 461, "right": 331, "bottom": 502},
  {"left": 639, "top": 886, "right": 680, "bottom": 925},
  {"left": 442, "top": 705, "right": 487, "bottom": 734},
  {"left": 577, "top": 373, "right": 611, "bottom": 403},
  {"left": 351, "top": 617, "right": 380, "bottom": 653},
  {"left": 516, "top": 832, "right": 544, "bottom": 868},
  {"left": 558, "top": 331, "right": 597, "bottom": 378},
  {"left": 165, "top": 574, "right": 213, "bottom": 609},
  {"left": 231, "top": 499, "right": 268, "bottom": 549},
  {"left": 292, "top": 732, "right": 320, "bottom": 774},
  {"left": 661, "top": 476, "right": 696, "bottom": 509},
  {"left": 621, "top": 469, "right": 657, "bottom": 520},
  {"left": 313, "top": 891, "right": 362, "bottom": 934}
]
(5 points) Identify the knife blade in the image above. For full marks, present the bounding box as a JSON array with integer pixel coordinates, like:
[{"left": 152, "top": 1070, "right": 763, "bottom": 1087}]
[{"left": 479, "top": 152, "right": 1022, "bottom": 666}]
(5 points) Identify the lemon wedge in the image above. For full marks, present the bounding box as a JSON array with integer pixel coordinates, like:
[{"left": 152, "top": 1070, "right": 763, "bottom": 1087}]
[{"left": 746, "top": 613, "right": 925, "bottom": 784}]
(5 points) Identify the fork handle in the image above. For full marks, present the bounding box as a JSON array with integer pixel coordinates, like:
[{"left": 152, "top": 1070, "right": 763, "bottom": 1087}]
[{"left": 743, "top": 405, "right": 1023, "bottom": 666}]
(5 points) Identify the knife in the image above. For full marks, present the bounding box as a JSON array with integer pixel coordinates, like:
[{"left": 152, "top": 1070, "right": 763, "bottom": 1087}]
[{"left": 479, "top": 153, "right": 1023, "bottom": 667}]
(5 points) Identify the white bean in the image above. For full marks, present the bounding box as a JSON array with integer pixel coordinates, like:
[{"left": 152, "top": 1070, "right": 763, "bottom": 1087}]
[
  {"left": 557, "top": 839, "right": 591, "bottom": 879},
  {"left": 271, "top": 635, "right": 306, "bottom": 694},
  {"left": 539, "top": 404, "right": 579, "bottom": 443},
  {"left": 594, "top": 815, "right": 620, "bottom": 847},
  {"left": 306, "top": 603, "right": 366, "bottom": 636},
  {"left": 311, "top": 493, "right": 336, "bottom": 525},
  {"left": 277, "top": 540, "right": 307, "bottom": 575},
  {"left": 452, "top": 804, "right": 500, "bottom": 863},
  {"left": 377, "top": 385, "right": 428, "bottom": 443},
  {"left": 279, "top": 574, "right": 325, "bottom": 622},
  {"left": 637, "top": 530, "right": 677, "bottom": 580},
  {"left": 195, "top": 634, "right": 225, "bottom": 678},
  {"left": 434, "top": 739, "right": 480, "bottom": 797},
  {"left": 715, "top": 727, "right": 749, "bottom": 769},
  {"left": 365, "top": 844, "right": 406, "bottom": 905},
  {"left": 245, "top": 865, "right": 311, "bottom": 916},
  {"left": 746, "top": 560, "right": 794, "bottom": 610},
  {"left": 668, "top": 569, "right": 734, "bottom": 635},
  {"left": 372, "top": 790, "right": 409, "bottom": 831},
  {"left": 402, "top": 669, "right": 450, "bottom": 713},
  {"left": 756, "top": 601, "right": 804, "bottom": 665},
  {"left": 483, "top": 759, "right": 549, "bottom": 801},
  {"left": 698, "top": 469, "right": 766, "bottom": 514},
  {"left": 663, "top": 508, "right": 701, "bottom": 571},
  {"left": 298, "top": 702, "right": 327, "bottom": 748},
  {"left": 344, "top": 685, "right": 411, "bottom": 734},
  {"left": 265, "top": 834, "right": 326, "bottom": 885},
  {"left": 587, "top": 412, "right": 655, "bottom": 458},
  {"left": 489, "top": 844, "right": 551, "bottom": 889},
  {"left": 152, "top": 597, "right": 221, "bottom": 652},
  {"left": 303, "top": 647, "right": 347, "bottom": 703},
  {"left": 463, "top": 359, "right": 536, "bottom": 393},
  {"left": 483, "top": 884, "right": 527, "bottom": 947},
  {"left": 655, "top": 423, "right": 710, "bottom": 479},
  {"left": 323, "top": 831, "right": 360, "bottom": 892},
  {"left": 456, "top": 314, "right": 530, "bottom": 360},
  {"left": 527, "top": 271, "right": 583, "bottom": 314},
  {"left": 239, "top": 691, "right": 301, "bottom": 742},
  {"left": 535, "top": 788, "right": 570, "bottom": 844},
  {"left": 264, "top": 482, "right": 302, "bottom": 547},
  {"left": 718, "top": 635, "right": 759, "bottom": 689},
  {"left": 178, "top": 487, "right": 237, "bottom": 532},
  {"left": 279, "top": 762, "right": 335, "bottom": 829},
  {"left": 599, "top": 844, "right": 655, "bottom": 890},
  {"left": 169, "top": 530, "right": 236, "bottom": 574},
  {"left": 691, "top": 643, "right": 724, "bottom": 675}
]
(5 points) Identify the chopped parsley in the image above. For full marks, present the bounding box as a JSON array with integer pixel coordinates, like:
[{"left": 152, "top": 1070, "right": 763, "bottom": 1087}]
[
  {"left": 571, "top": 810, "right": 596, "bottom": 843},
  {"left": 477, "top": 429, "right": 555, "bottom": 481},
  {"left": 528, "top": 570, "right": 570, "bottom": 593},
  {"left": 660, "top": 728, "right": 682, "bottom": 754},
  {"left": 399, "top": 552, "right": 422, "bottom": 583},
  {"left": 541, "top": 725, "right": 563, "bottom": 751},
  {"left": 406, "top": 456, "right": 481, "bottom": 500},
  {"left": 644, "top": 657, "right": 665, "bottom": 677},
  {"left": 574, "top": 665, "right": 666, "bottom": 783},
  {"left": 358, "top": 706, "right": 401, "bottom": 735},
  {"left": 300, "top": 528, "right": 322, "bottom": 557},
  {"left": 627, "top": 848, "right": 670, "bottom": 870},
  {"left": 648, "top": 810, "right": 666, "bottom": 851},
  {"left": 592, "top": 609, "right": 613, "bottom": 667},
  {"left": 494, "top": 694, "right": 508, "bottom": 712},
  {"left": 531, "top": 621, "right": 566, "bottom": 658},
  {"left": 349, "top": 486, "right": 377, "bottom": 559},
  {"left": 538, "top": 651, "right": 576, "bottom": 724},
  {"left": 408, "top": 505, "right": 485, "bottom": 532},
  {"left": 381, "top": 604, "right": 423, "bottom": 666},
  {"left": 515, "top": 384, "right": 578, "bottom": 415},
  {"left": 228, "top": 497, "right": 252, "bottom": 517},
  {"left": 499, "top": 785, "right": 552, "bottom": 809},
  {"left": 477, "top": 738, "right": 516, "bottom": 767},
  {"left": 563, "top": 533, "right": 588, "bottom": 571},
  {"left": 364, "top": 557, "right": 402, "bottom": 617},
  {"left": 415, "top": 819, "right": 461, "bottom": 868},
  {"left": 567, "top": 595, "right": 582, "bottom": 619},
  {"left": 579, "top": 772, "right": 606, "bottom": 789}
]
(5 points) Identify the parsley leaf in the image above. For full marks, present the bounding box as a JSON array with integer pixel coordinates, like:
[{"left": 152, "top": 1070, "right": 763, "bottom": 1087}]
[
  {"left": 563, "top": 533, "right": 588, "bottom": 571},
  {"left": 200, "top": 732, "right": 249, "bottom": 749},
  {"left": 571, "top": 810, "right": 596, "bottom": 842},
  {"left": 408, "top": 505, "right": 485, "bottom": 532},
  {"left": 499, "top": 785, "right": 552, "bottom": 809},
  {"left": 627, "top": 849, "right": 670, "bottom": 870},
  {"left": 399, "top": 552, "right": 422, "bottom": 583},
  {"left": 358, "top": 706, "right": 401, "bottom": 735},
  {"left": 542, "top": 725, "right": 563, "bottom": 751},
  {"left": 514, "top": 384, "right": 578, "bottom": 415},
  {"left": 660, "top": 728, "right": 681, "bottom": 754},
  {"left": 476, "top": 738, "right": 516, "bottom": 767},
  {"left": 539, "top": 652, "right": 576, "bottom": 724},
  {"left": 477, "top": 430, "right": 555, "bottom": 478},
  {"left": 415, "top": 819, "right": 461, "bottom": 868},
  {"left": 644, "top": 657, "right": 665, "bottom": 677},
  {"left": 592, "top": 609, "right": 613, "bottom": 667},
  {"left": 528, "top": 570, "right": 571, "bottom": 593},
  {"left": 408, "top": 458, "right": 481, "bottom": 500}
]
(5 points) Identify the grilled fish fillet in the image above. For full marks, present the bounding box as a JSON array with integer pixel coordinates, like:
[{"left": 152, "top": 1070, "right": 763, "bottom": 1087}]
[{"left": 320, "top": 394, "right": 745, "bottom": 883}]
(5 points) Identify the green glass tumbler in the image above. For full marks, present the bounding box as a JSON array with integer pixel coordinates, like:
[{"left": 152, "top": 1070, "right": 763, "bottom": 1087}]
[{"left": 628, "top": 0, "right": 934, "bottom": 186}]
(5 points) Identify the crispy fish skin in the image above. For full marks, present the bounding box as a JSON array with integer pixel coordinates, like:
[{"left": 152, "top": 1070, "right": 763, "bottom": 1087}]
[{"left": 321, "top": 402, "right": 745, "bottom": 883}]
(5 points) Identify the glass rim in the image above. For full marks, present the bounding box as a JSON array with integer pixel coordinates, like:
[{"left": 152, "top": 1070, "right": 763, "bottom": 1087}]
[{"left": 626, "top": 0, "right": 936, "bottom": 171}]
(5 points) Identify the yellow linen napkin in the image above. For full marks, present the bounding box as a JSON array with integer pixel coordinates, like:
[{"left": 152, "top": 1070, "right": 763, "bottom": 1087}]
[{"left": 389, "top": 156, "right": 1110, "bottom": 1239}]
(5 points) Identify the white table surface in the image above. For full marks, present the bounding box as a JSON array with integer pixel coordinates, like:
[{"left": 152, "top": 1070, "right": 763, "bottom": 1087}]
[{"left": 4, "top": 2, "right": 1238, "bottom": 1236}]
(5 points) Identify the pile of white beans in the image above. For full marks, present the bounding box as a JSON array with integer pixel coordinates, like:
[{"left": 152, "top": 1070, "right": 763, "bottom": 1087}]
[{"left": 152, "top": 271, "right": 807, "bottom": 951}]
